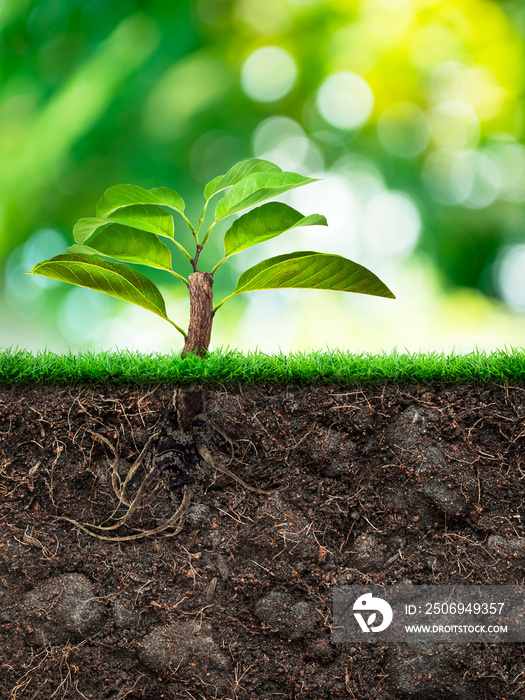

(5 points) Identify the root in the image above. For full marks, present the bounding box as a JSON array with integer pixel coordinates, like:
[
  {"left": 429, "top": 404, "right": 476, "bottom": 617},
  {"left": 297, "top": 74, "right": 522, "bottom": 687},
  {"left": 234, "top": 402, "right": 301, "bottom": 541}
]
[
  {"left": 56, "top": 486, "right": 190, "bottom": 542},
  {"left": 57, "top": 411, "right": 281, "bottom": 541},
  {"left": 85, "top": 429, "right": 159, "bottom": 511},
  {"left": 56, "top": 430, "right": 191, "bottom": 542},
  {"left": 197, "top": 444, "right": 281, "bottom": 495}
]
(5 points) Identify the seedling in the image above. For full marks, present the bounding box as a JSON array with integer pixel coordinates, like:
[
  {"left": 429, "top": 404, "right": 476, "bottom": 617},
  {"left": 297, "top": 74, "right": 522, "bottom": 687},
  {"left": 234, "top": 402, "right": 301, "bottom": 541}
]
[
  {"left": 27, "top": 160, "right": 396, "bottom": 540},
  {"left": 29, "top": 158, "right": 395, "bottom": 355}
]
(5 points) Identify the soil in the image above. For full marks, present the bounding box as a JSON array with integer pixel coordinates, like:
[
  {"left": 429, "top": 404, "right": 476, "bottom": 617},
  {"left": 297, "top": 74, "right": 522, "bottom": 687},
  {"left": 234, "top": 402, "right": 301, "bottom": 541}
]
[{"left": 1, "top": 381, "right": 525, "bottom": 699}]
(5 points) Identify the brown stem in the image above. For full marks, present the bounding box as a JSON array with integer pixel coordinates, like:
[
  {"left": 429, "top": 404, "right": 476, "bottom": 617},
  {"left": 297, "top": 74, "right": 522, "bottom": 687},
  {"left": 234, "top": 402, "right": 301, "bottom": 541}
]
[{"left": 182, "top": 271, "right": 214, "bottom": 357}]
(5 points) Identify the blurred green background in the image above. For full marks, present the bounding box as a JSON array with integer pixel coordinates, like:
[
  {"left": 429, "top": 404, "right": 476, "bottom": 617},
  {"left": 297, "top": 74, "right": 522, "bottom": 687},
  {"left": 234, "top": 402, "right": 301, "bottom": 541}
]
[{"left": 2, "top": 0, "right": 525, "bottom": 354}]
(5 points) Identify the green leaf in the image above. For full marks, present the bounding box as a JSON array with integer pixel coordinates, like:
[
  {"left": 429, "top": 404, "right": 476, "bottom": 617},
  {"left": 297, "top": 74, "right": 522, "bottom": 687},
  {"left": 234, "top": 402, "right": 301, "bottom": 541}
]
[
  {"left": 204, "top": 158, "right": 281, "bottom": 200},
  {"left": 67, "top": 243, "right": 99, "bottom": 255},
  {"left": 68, "top": 224, "right": 173, "bottom": 271},
  {"left": 215, "top": 170, "right": 318, "bottom": 221},
  {"left": 74, "top": 205, "right": 175, "bottom": 244},
  {"left": 73, "top": 218, "right": 112, "bottom": 244},
  {"left": 223, "top": 202, "right": 327, "bottom": 257},
  {"left": 103, "top": 204, "right": 175, "bottom": 238},
  {"left": 96, "top": 184, "right": 185, "bottom": 218},
  {"left": 216, "top": 251, "right": 395, "bottom": 308},
  {"left": 28, "top": 254, "right": 183, "bottom": 331},
  {"left": 149, "top": 187, "right": 186, "bottom": 213}
]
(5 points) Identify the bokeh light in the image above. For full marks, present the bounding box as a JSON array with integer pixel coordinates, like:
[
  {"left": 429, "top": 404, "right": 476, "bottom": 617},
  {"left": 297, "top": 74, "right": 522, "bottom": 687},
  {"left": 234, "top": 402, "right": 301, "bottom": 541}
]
[
  {"left": 317, "top": 71, "right": 374, "bottom": 130},
  {"left": 362, "top": 192, "right": 420, "bottom": 259},
  {"left": 241, "top": 46, "right": 297, "bottom": 103},
  {"left": 429, "top": 100, "right": 480, "bottom": 152},
  {"left": 252, "top": 116, "right": 323, "bottom": 172}
]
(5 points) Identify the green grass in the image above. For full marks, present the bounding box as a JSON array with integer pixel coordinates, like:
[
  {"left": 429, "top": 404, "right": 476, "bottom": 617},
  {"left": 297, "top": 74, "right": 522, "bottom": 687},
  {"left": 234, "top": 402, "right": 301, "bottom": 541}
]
[{"left": 0, "top": 347, "right": 524, "bottom": 384}]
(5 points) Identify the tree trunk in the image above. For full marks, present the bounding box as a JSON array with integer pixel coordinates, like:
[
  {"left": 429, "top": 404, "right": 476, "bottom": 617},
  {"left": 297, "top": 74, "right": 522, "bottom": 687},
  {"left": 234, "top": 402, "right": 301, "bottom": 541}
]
[{"left": 182, "top": 271, "right": 214, "bottom": 357}]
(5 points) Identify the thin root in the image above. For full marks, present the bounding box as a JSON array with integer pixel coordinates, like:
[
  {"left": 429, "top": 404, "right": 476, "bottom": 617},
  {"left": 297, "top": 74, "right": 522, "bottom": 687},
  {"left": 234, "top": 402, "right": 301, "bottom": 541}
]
[
  {"left": 56, "top": 486, "right": 191, "bottom": 542},
  {"left": 197, "top": 443, "right": 281, "bottom": 495},
  {"left": 58, "top": 427, "right": 280, "bottom": 542}
]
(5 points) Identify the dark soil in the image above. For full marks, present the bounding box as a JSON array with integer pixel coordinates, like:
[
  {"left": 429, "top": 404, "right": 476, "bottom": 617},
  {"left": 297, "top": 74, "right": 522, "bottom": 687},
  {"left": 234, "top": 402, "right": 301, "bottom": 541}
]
[{"left": 1, "top": 381, "right": 525, "bottom": 699}]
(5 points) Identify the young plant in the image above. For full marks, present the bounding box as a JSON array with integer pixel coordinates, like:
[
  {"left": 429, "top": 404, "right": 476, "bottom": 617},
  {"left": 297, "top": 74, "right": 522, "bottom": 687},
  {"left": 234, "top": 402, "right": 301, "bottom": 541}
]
[{"left": 29, "top": 159, "right": 395, "bottom": 356}]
